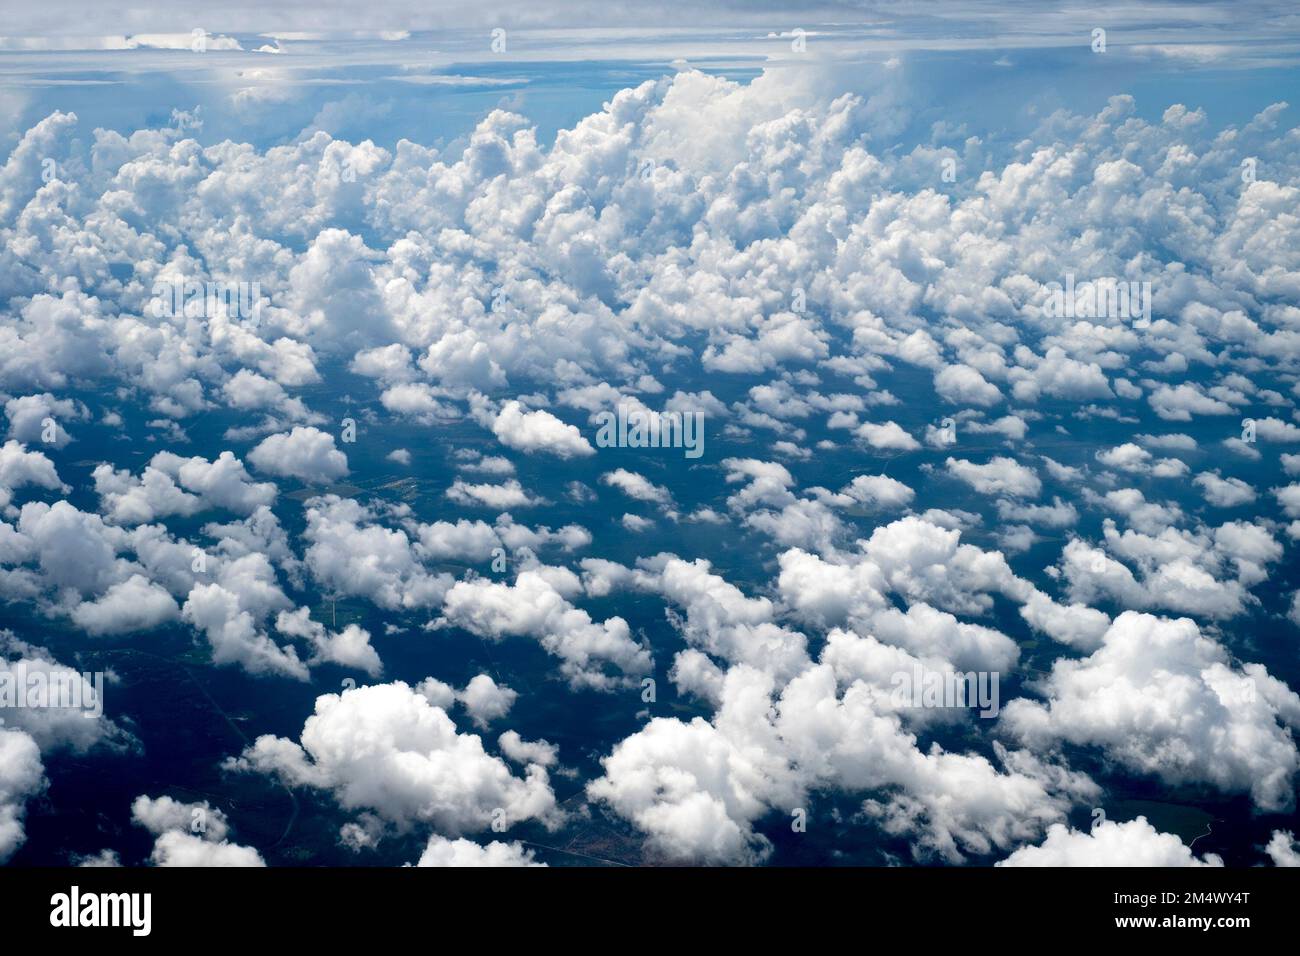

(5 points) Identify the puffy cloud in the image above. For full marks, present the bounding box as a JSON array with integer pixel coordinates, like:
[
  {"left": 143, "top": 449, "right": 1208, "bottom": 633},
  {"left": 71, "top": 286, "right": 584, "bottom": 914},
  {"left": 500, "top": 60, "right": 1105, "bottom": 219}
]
[
  {"left": 485, "top": 401, "right": 594, "bottom": 459},
  {"left": 711, "top": 458, "right": 847, "bottom": 553},
  {"left": 946, "top": 456, "right": 1041, "bottom": 498},
  {"left": 1096, "top": 443, "right": 1153, "bottom": 473},
  {"left": 0, "top": 728, "right": 43, "bottom": 863},
  {"left": 590, "top": 663, "right": 1096, "bottom": 864},
  {"left": 1149, "top": 384, "right": 1234, "bottom": 421},
  {"left": 1273, "top": 482, "right": 1300, "bottom": 518},
  {"left": 379, "top": 382, "right": 458, "bottom": 424},
  {"left": 855, "top": 420, "right": 920, "bottom": 451},
  {"left": 0, "top": 439, "right": 67, "bottom": 510},
  {"left": 445, "top": 478, "right": 545, "bottom": 510},
  {"left": 302, "top": 496, "right": 452, "bottom": 611},
  {"left": 248, "top": 426, "right": 348, "bottom": 482},
  {"left": 2, "top": 46, "right": 1300, "bottom": 872},
  {"left": 412, "top": 513, "right": 588, "bottom": 562},
  {"left": 589, "top": 710, "right": 778, "bottom": 864},
  {"left": 1001, "top": 611, "right": 1300, "bottom": 811},
  {"left": 1253, "top": 417, "right": 1300, "bottom": 442},
  {"left": 274, "top": 607, "right": 382, "bottom": 677},
  {"left": 1057, "top": 518, "right": 1278, "bottom": 619},
  {"left": 453, "top": 451, "right": 515, "bottom": 476},
  {"left": 131, "top": 794, "right": 231, "bottom": 841},
  {"left": 721, "top": 458, "right": 796, "bottom": 511},
  {"left": 839, "top": 474, "right": 915, "bottom": 511},
  {"left": 778, "top": 516, "right": 1035, "bottom": 624},
  {"left": 498, "top": 730, "right": 558, "bottom": 768},
  {"left": 147, "top": 831, "right": 266, "bottom": 867},
  {"left": 132, "top": 795, "right": 266, "bottom": 868},
  {"left": 997, "top": 817, "right": 1222, "bottom": 867},
  {"left": 996, "top": 497, "right": 1078, "bottom": 528},
  {"left": 1193, "top": 471, "right": 1256, "bottom": 507},
  {"left": 1266, "top": 830, "right": 1300, "bottom": 867},
  {"left": 591, "top": 553, "right": 810, "bottom": 681},
  {"left": 1009, "top": 349, "right": 1112, "bottom": 403},
  {"left": 457, "top": 674, "right": 517, "bottom": 729},
  {"left": 5, "top": 393, "right": 86, "bottom": 448},
  {"left": 0, "top": 636, "right": 131, "bottom": 752},
  {"left": 1018, "top": 592, "right": 1110, "bottom": 651},
  {"left": 182, "top": 581, "right": 308, "bottom": 680},
  {"left": 70, "top": 573, "right": 179, "bottom": 635},
  {"left": 438, "top": 568, "right": 651, "bottom": 690},
  {"left": 222, "top": 369, "right": 319, "bottom": 423},
  {"left": 414, "top": 835, "right": 543, "bottom": 867},
  {"left": 418, "top": 675, "right": 523, "bottom": 731},
  {"left": 601, "top": 469, "right": 673, "bottom": 507},
  {"left": 228, "top": 681, "right": 559, "bottom": 834},
  {"left": 934, "top": 364, "right": 1002, "bottom": 406},
  {"left": 0, "top": 291, "right": 113, "bottom": 393},
  {"left": 92, "top": 462, "right": 200, "bottom": 525},
  {"left": 4, "top": 499, "right": 127, "bottom": 598}
]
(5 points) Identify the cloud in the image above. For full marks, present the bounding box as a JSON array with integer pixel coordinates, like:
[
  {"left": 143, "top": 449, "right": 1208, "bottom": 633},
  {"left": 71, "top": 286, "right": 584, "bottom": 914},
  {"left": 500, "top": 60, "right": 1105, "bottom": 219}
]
[
  {"left": 590, "top": 553, "right": 810, "bottom": 681},
  {"left": 601, "top": 469, "right": 673, "bottom": 507},
  {"left": 5, "top": 393, "right": 86, "bottom": 448},
  {"left": 1001, "top": 611, "right": 1300, "bottom": 811},
  {"left": 1149, "top": 384, "right": 1234, "bottom": 421},
  {"left": 1, "top": 35, "right": 1299, "bottom": 871},
  {"left": 414, "top": 835, "right": 543, "bottom": 867},
  {"left": 590, "top": 662, "right": 1096, "bottom": 864},
  {"left": 70, "top": 573, "right": 179, "bottom": 636},
  {"left": 302, "top": 496, "right": 452, "bottom": 611},
  {"left": 1193, "top": 471, "right": 1256, "bottom": 507},
  {"left": 227, "top": 681, "right": 560, "bottom": 835},
  {"left": 0, "top": 728, "right": 43, "bottom": 862},
  {"left": 485, "top": 401, "right": 594, "bottom": 459},
  {"left": 380, "top": 382, "right": 457, "bottom": 424},
  {"left": 838, "top": 474, "right": 916, "bottom": 511},
  {"left": 248, "top": 427, "right": 348, "bottom": 482},
  {"left": 0, "top": 636, "right": 132, "bottom": 751},
  {"left": 445, "top": 478, "right": 546, "bottom": 510},
  {"left": 997, "top": 817, "right": 1222, "bottom": 867},
  {"left": 94, "top": 451, "right": 276, "bottom": 525},
  {"left": 946, "top": 456, "right": 1041, "bottom": 498},
  {"left": 457, "top": 674, "right": 517, "bottom": 729},
  {"left": 855, "top": 421, "right": 920, "bottom": 451},
  {"left": 0, "top": 439, "right": 67, "bottom": 510},
  {"left": 182, "top": 581, "right": 307, "bottom": 680},
  {"left": 147, "top": 831, "right": 266, "bottom": 867},
  {"left": 934, "top": 364, "right": 1002, "bottom": 406},
  {"left": 131, "top": 795, "right": 266, "bottom": 867},
  {"left": 131, "top": 794, "right": 220, "bottom": 838},
  {"left": 274, "top": 607, "right": 382, "bottom": 676},
  {"left": 437, "top": 567, "right": 651, "bottom": 690},
  {"left": 1266, "top": 830, "right": 1300, "bottom": 867}
]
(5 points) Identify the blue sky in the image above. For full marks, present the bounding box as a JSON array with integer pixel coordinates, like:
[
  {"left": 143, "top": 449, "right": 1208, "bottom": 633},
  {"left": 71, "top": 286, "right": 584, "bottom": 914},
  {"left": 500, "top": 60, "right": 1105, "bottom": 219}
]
[{"left": 2, "top": 3, "right": 1298, "bottom": 149}]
